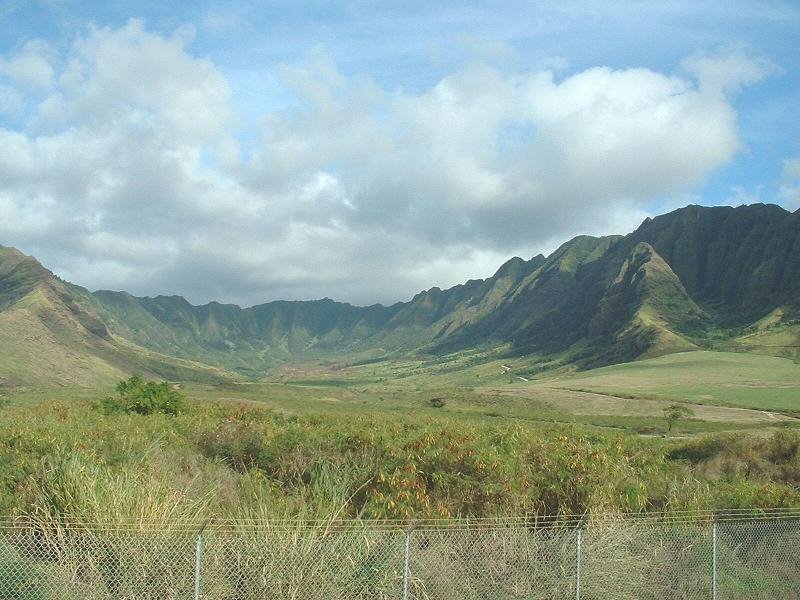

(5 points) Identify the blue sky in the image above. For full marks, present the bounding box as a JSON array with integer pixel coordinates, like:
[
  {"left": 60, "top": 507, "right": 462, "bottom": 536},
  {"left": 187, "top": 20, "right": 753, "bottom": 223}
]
[{"left": 0, "top": 1, "right": 798, "bottom": 305}]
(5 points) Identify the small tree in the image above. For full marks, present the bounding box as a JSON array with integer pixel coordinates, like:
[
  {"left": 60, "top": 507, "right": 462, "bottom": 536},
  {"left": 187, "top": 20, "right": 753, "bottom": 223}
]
[
  {"left": 104, "top": 374, "right": 187, "bottom": 416},
  {"left": 663, "top": 403, "right": 694, "bottom": 433}
]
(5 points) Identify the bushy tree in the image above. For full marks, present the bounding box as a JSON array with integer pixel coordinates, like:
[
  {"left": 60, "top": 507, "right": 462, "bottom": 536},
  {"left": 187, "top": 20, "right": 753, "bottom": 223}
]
[
  {"left": 664, "top": 403, "right": 694, "bottom": 433},
  {"left": 104, "top": 375, "right": 187, "bottom": 416}
]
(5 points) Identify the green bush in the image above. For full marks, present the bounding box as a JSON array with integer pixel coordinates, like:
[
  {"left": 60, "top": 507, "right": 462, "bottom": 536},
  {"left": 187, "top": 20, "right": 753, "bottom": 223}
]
[{"left": 103, "top": 375, "right": 187, "bottom": 416}]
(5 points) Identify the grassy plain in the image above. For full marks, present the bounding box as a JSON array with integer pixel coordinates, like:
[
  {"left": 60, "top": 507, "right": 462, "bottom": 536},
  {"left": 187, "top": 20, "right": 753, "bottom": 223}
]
[
  {"left": 542, "top": 351, "right": 800, "bottom": 413},
  {"left": 216, "top": 349, "right": 799, "bottom": 435},
  {"left": 6, "top": 350, "right": 795, "bottom": 436}
]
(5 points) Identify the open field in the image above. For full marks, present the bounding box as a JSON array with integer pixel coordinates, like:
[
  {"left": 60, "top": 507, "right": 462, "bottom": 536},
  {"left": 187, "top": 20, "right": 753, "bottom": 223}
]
[
  {"left": 4, "top": 350, "right": 797, "bottom": 438},
  {"left": 538, "top": 351, "right": 800, "bottom": 413},
  {"left": 480, "top": 385, "right": 794, "bottom": 425},
  {"left": 198, "top": 349, "right": 799, "bottom": 436}
]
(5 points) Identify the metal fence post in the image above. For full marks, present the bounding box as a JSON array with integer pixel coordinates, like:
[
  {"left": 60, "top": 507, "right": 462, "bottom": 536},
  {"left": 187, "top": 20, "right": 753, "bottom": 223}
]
[
  {"left": 194, "top": 530, "right": 203, "bottom": 600},
  {"left": 402, "top": 529, "right": 412, "bottom": 600},
  {"left": 576, "top": 527, "right": 582, "bottom": 600},
  {"left": 712, "top": 521, "right": 717, "bottom": 600}
]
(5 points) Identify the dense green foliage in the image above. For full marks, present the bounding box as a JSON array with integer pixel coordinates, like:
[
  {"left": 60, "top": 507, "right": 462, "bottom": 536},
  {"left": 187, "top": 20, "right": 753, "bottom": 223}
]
[{"left": 103, "top": 375, "right": 187, "bottom": 416}]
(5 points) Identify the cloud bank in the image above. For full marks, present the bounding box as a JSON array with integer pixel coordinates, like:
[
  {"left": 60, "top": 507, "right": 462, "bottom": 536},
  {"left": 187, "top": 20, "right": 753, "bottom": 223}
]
[{"left": 0, "top": 20, "right": 776, "bottom": 305}]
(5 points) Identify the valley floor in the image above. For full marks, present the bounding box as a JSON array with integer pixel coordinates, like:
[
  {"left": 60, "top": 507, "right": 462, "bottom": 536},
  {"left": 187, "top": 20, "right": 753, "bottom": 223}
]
[{"left": 181, "top": 350, "right": 798, "bottom": 437}]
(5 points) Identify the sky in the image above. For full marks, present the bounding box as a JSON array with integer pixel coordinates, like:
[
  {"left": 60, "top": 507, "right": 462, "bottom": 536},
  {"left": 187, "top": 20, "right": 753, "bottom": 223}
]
[{"left": 0, "top": 1, "right": 799, "bottom": 307}]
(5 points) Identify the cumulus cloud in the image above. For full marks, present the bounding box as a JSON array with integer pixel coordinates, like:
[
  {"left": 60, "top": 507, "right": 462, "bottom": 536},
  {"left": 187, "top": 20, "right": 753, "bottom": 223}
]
[
  {"left": 0, "top": 40, "right": 55, "bottom": 89},
  {"left": 0, "top": 21, "right": 775, "bottom": 305},
  {"left": 682, "top": 47, "right": 779, "bottom": 96}
]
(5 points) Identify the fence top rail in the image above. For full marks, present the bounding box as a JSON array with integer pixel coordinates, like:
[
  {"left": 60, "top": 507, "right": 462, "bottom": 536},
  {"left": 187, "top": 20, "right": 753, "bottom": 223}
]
[{"left": 1, "top": 508, "right": 799, "bottom": 533}]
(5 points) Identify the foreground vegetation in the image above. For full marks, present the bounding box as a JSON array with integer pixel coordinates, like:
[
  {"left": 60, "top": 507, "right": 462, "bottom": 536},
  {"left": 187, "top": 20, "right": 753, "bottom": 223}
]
[
  {"left": 2, "top": 513, "right": 796, "bottom": 599},
  {"left": 0, "top": 351, "right": 798, "bottom": 598},
  {"left": 1, "top": 374, "right": 799, "bottom": 527}
]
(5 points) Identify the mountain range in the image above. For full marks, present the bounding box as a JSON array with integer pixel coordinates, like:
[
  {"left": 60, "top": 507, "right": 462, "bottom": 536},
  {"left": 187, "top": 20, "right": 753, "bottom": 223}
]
[{"left": 1, "top": 203, "right": 798, "bottom": 389}]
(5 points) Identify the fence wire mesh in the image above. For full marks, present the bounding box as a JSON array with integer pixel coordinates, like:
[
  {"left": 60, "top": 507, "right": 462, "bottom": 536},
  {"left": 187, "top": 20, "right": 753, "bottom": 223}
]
[{"left": 1, "top": 510, "right": 799, "bottom": 599}]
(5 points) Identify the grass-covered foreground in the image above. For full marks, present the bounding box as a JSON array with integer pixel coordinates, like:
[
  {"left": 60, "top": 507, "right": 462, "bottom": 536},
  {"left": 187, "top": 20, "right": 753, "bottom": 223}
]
[
  {"left": 2, "top": 515, "right": 799, "bottom": 599},
  {"left": 2, "top": 393, "right": 800, "bottom": 597},
  {"left": 2, "top": 381, "right": 800, "bottom": 525},
  {"left": 0, "top": 352, "right": 799, "bottom": 598},
  {"left": 0, "top": 350, "right": 797, "bottom": 526}
]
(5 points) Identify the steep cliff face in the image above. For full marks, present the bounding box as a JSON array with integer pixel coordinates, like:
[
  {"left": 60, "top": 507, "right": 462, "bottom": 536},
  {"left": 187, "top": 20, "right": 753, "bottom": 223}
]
[
  {"left": 583, "top": 242, "right": 703, "bottom": 365},
  {"left": 627, "top": 204, "right": 800, "bottom": 322}
]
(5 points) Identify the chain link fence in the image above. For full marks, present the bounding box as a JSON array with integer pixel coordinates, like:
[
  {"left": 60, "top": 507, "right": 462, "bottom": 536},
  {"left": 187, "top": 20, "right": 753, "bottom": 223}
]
[{"left": 1, "top": 511, "right": 799, "bottom": 599}]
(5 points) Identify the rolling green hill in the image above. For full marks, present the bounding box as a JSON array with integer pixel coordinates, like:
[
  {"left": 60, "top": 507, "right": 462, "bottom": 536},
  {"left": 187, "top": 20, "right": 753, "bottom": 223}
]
[
  {"left": 1, "top": 203, "right": 798, "bottom": 388},
  {"left": 0, "top": 246, "right": 230, "bottom": 389}
]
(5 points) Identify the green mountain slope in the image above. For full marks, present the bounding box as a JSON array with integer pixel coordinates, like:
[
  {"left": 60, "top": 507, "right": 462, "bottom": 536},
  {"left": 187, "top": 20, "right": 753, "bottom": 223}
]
[
  {"left": 583, "top": 242, "right": 704, "bottom": 366},
  {"left": 0, "top": 246, "right": 231, "bottom": 389},
  {"left": 1, "top": 203, "right": 798, "bottom": 388},
  {"left": 627, "top": 204, "right": 800, "bottom": 323}
]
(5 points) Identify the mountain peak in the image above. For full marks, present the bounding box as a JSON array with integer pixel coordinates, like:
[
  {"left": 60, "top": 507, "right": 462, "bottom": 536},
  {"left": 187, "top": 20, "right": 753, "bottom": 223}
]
[
  {"left": 0, "top": 244, "right": 48, "bottom": 276},
  {"left": 636, "top": 203, "right": 791, "bottom": 234},
  {"left": 493, "top": 256, "right": 526, "bottom": 278}
]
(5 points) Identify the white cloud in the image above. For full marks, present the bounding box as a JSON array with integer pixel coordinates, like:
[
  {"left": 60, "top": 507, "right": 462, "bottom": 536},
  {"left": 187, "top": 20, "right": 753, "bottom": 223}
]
[
  {"left": 0, "top": 40, "right": 55, "bottom": 88},
  {"left": 247, "top": 54, "right": 750, "bottom": 248},
  {"left": 682, "top": 47, "right": 779, "bottom": 96},
  {"left": 58, "top": 20, "right": 232, "bottom": 145},
  {"left": 784, "top": 159, "right": 800, "bottom": 179},
  {"left": 0, "top": 24, "right": 775, "bottom": 305},
  {"left": 780, "top": 158, "right": 800, "bottom": 210},
  {"left": 727, "top": 184, "right": 765, "bottom": 206}
]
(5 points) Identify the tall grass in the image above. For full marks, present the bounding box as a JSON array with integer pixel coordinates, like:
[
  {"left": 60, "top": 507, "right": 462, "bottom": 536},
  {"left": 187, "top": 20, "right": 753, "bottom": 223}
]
[
  {"left": 3, "top": 518, "right": 800, "bottom": 599},
  {"left": 1, "top": 395, "right": 800, "bottom": 529}
]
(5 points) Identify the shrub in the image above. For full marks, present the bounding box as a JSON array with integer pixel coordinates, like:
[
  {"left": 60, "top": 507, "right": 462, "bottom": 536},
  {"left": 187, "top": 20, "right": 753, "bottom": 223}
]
[
  {"left": 103, "top": 375, "right": 187, "bottom": 416},
  {"left": 197, "top": 420, "right": 266, "bottom": 472}
]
